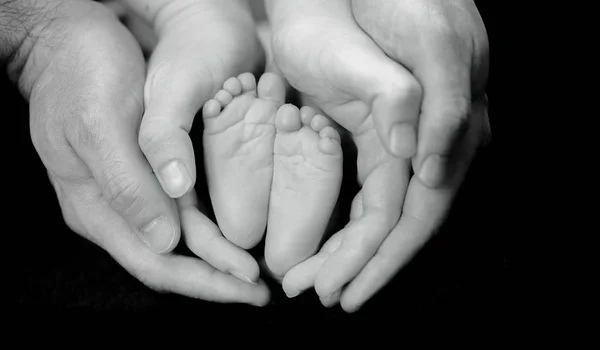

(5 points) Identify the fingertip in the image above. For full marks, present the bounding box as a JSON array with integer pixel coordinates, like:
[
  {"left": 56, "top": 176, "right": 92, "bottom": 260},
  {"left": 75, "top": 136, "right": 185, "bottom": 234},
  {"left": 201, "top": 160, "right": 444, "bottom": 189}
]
[
  {"left": 157, "top": 158, "right": 194, "bottom": 198},
  {"left": 340, "top": 298, "right": 363, "bottom": 314},
  {"left": 140, "top": 215, "right": 181, "bottom": 254},
  {"left": 418, "top": 154, "right": 447, "bottom": 188},
  {"left": 389, "top": 122, "right": 417, "bottom": 158},
  {"left": 231, "top": 257, "right": 261, "bottom": 284},
  {"left": 281, "top": 275, "right": 300, "bottom": 298},
  {"left": 320, "top": 289, "right": 342, "bottom": 308},
  {"left": 251, "top": 279, "right": 272, "bottom": 307}
]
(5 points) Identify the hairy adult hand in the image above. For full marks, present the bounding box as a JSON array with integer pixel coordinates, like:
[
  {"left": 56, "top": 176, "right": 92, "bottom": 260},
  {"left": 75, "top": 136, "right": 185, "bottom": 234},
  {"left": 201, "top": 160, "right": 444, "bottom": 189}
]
[{"left": 2, "top": 0, "right": 269, "bottom": 305}]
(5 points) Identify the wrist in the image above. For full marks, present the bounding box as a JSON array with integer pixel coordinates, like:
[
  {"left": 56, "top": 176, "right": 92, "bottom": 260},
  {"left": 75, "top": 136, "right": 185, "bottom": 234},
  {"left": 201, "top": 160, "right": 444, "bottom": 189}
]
[
  {"left": 1, "top": 0, "right": 124, "bottom": 98},
  {"left": 0, "top": 0, "right": 50, "bottom": 69}
]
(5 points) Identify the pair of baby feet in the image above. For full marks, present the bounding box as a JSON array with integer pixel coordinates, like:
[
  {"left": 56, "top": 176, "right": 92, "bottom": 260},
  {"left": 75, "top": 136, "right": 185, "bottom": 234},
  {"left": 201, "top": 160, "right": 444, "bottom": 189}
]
[{"left": 201, "top": 72, "right": 343, "bottom": 278}]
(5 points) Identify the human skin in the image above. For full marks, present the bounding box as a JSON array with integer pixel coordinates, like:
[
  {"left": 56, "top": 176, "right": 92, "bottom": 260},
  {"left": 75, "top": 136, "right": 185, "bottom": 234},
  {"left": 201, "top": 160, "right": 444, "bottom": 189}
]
[
  {"left": 1, "top": 0, "right": 269, "bottom": 305},
  {"left": 265, "top": 0, "right": 490, "bottom": 311}
]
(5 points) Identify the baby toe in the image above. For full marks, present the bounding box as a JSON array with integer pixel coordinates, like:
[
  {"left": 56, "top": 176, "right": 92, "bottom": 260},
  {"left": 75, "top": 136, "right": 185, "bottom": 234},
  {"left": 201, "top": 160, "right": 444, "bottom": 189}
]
[
  {"left": 223, "top": 77, "right": 243, "bottom": 96},
  {"left": 214, "top": 89, "right": 233, "bottom": 106},
  {"left": 310, "top": 114, "right": 330, "bottom": 132},
  {"left": 202, "top": 99, "right": 222, "bottom": 119},
  {"left": 300, "top": 106, "right": 317, "bottom": 125},
  {"left": 318, "top": 126, "right": 342, "bottom": 155},
  {"left": 238, "top": 72, "right": 257, "bottom": 95}
]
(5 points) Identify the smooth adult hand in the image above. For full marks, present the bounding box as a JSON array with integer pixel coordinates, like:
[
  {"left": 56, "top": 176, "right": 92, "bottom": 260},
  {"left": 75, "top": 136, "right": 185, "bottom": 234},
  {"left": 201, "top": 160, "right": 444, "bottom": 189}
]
[
  {"left": 2, "top": 0, "right": 268, "bottom": 305},
  {"left": 266, "top": 0, "right": 490, "bottom": 311},
  {"left": 352, "top": 0, "right": 490, "bottom": 188}
]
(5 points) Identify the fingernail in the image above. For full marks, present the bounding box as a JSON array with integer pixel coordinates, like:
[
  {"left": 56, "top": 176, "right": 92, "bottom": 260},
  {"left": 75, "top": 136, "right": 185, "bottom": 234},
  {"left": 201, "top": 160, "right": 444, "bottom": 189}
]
[
  {"left": 231, "top": 271, "right": 257, "bottom": 284},
  {"left": 389, "top": 123, "right": 416, "bottom": 158},
  {"left": 158, "top": 159, "right": 192, "bottom": 198},
  {"left": 320, "top": 295, "right": 334, "bottom": 308},
  {"left": 347, "top": 303, "right": 363, "bottom": 313},
  {"left": 320, "top": 290, "right": 341, "bottom": 308},
  {"left": 285, "top": 290, "right": 300, "bottom": 298},
  {"left": 419, "top": 154, "right": 446, "bottom": 187},
  {"left": 141, "top": 216, "right": 175, "bottom": 254}
]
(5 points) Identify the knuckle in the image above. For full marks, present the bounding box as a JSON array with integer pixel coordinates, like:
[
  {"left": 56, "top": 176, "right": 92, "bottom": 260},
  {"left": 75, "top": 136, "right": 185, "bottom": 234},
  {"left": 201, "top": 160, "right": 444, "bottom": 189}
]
[
  {"left": 138, "top": 121, "right": 176, "bottom": 156},
  {"left": 389, "top": 75, "right": 423, "bottom": 102},
  {"left": 68, "top": 102, "right": 107, "bottom": 149},
  {"left": 441, "top": 97, "right": 471, "bottom": 129},
  {"left": 138, "top": 127, "right": 162, "bottom": 155},
  {"left": 104, "top": 170, "right": 146, "bottom": 217},
  {"left": 426, "top": 96, "right": 471, "bottom": 142}
]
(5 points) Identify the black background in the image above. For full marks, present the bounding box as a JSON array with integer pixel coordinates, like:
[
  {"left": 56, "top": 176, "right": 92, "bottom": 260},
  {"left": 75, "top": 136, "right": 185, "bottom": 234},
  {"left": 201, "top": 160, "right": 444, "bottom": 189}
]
[{"left": 4, "top": 0, "right": 517, "bottom": 331}]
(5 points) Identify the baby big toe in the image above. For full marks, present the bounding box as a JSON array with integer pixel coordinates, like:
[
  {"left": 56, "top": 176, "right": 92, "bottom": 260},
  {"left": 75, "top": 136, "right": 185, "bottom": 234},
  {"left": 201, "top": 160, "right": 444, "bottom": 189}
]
[
  {"left": 257, "top": 72, "right": 286, "bottom": 105},
  {"left": 275, "top": 104, "right": 302, "bottom": 132}
]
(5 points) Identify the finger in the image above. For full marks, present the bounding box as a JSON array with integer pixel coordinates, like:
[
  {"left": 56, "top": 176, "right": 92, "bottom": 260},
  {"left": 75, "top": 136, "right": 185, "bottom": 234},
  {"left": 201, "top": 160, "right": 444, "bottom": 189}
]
[
  {"left": 268, "top": 0, "right": 422, "bottom": 158},
  {"left": 72, "top": 113, "right": 181, "bottom": 255},
  {"left": 351, "top": 0, "right": 488, "bottom": 183},
  {"left": 413, "top": 51, "right": 473, "bottom": 188},
  {"left": 282, "top": 230, "right": 344, "bottom": 298},
  {"left": 48, "top": 172, "right": 86, "bottom": 237},
  {"left": 320, "top": 289, "right": 342, "bottom": 308},
  {"left": 71, "top": 184, "right": 270, "bottom": 306},
  {"left": 309, "top": 128, "right": 409, "bottom": 299},
  {"left": 179, "top": 203, "right": 260, "bottom": 284},
  {"left": 125, "top": 0, "right": 261, "bottom": 198},
  {"left": 340, "top": 100, "right": 486, "bottom": 313},
  {"left": 313, "top": 159, "right": 409, "bottom": 300},
  {"left": 281, "top": 253, "right": 327, "bottom": 298}
]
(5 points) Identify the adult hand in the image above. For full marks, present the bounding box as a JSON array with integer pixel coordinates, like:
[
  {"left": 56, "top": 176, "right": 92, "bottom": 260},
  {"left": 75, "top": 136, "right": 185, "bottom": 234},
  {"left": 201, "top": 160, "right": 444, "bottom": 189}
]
[
  {"left": 266, "top": 0, "right": 490, "bottom": 311},
  {"left": 352, "top": 0, "right": 490, "bottom": 188},
  {"left": 2, "top": 0, "right": 268, "bottom": 305}
]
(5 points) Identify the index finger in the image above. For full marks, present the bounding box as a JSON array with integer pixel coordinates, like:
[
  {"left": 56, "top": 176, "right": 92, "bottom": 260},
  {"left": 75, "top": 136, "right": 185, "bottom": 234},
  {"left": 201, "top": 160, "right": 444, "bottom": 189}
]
[{"left": 81, "top": 191, "right": 271, "bottom": 305}]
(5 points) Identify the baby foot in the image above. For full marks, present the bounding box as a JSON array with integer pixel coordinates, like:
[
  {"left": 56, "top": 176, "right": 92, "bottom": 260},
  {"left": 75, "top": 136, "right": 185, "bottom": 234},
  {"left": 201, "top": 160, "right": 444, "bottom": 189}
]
[
  {"left": 203, "top": 72, "right": 286, "bottom": 249},
  {"left": 265, "top": 105, "right": 343, "bottom": 278}
]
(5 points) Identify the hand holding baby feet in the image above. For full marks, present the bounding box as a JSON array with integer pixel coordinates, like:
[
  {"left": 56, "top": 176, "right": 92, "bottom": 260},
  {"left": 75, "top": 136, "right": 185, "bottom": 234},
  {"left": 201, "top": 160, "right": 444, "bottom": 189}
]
[
  {"left": 282, "top": 99, "right": 487, "bottom": 312},
  {"left": 282, "top": 114, "right": 410, "bottom": 308},
  {"left": 266, "top": 0, "right": 422, "bottom": 158},
  {"left": 203, "top": 72, "right": 286, "bottom": 249},
  {"left": 264, "top": 105, "right": 343, "bottom": 279},
  {"left": 122, "top": 0, "right": 265, "bottom": 200},
  {"left": 351, "top": 0, "right": 490, "bottom": 187}
]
